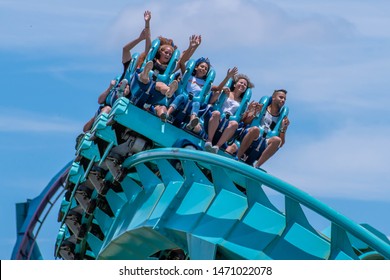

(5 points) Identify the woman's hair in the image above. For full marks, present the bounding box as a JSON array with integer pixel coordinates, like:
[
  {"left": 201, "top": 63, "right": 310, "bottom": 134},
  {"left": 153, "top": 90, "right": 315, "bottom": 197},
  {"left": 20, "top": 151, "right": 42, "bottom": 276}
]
[
  {"left": 192, "top": 57, "right": 211, "bottom": 79},
  {"left": 158, "top": 36, "right": 176, "bottom": 49},
  {"left": 234, "top": 74, "right": 254, "bottom": 88}
]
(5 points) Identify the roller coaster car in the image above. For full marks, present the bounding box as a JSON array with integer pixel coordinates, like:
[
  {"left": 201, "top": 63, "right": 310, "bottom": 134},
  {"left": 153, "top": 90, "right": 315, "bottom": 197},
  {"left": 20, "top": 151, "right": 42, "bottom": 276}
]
[
  {"left": 169, "top": 59, "right": 216, "bottom": 129},
  {"left": 130, "top": 38, "right": 181, "bottom": 108}
]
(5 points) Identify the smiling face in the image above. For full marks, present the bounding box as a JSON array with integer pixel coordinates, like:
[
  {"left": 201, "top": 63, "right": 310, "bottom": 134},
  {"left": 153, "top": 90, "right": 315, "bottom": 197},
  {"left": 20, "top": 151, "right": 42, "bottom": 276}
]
[
  {"left": 234, "top": 78, "right": 248, "bottom": 94},
  {"left": 194, "top": 62, "right": 209, "bottom": 78},
  {"left": 158, "top": 45, "right": 174, "bottom": 64},
  {"left": 272, "top": 90, "right": 287, "bottom": 109}
]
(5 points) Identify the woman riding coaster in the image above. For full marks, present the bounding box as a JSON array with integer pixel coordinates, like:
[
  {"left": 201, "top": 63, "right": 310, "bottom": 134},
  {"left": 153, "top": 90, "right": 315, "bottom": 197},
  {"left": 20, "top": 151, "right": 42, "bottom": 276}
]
[
  {"left": 204, "top": 68, "right": 254, "bottom": 154},
  {"left": 130, "top": 36, "right": 180, "bottom": 113},
  {"left": 82, "top": 11, "right": 152, "bottom": 133},
  {"left": 153, "top": 34, "right": 204, "bottom": 123},
  {"left": 163, "top": 57, "right": 211, "bottom": 131}
]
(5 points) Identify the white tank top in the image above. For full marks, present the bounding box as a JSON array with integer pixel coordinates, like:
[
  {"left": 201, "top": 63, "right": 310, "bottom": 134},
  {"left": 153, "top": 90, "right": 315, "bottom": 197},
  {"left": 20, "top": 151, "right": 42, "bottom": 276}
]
[
  {"left": 261, "top": 109, "right": 280, "bottom": 134},
  {"left": 221, "top": 98, "right": 240, "bottom": 115}
]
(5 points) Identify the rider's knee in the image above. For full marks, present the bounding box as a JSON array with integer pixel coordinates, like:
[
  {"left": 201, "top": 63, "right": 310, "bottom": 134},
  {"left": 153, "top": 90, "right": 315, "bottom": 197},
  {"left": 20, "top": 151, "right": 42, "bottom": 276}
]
[
  {"left": 229, "top": 121, "right": 239, "bottom": 130},
  {"left": 212, "top": 111, "right": 221, "bottom": 118},
  {"left": 248, "top": 126, "right": 260, "bottom": 137},
  {"left": 269, "top": 136, "right": 282, "bottom": 146}
]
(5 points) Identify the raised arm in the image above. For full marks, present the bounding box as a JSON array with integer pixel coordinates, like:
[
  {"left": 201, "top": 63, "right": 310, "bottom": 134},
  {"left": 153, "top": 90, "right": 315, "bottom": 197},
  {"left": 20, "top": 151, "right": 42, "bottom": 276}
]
[
  {"left": 216, "top": 67, "right": 238, "bottom": 91},
  {"left": 143, "top": 10, "right": 152, "bottom": 53},
  {"left": 122, "top": 11, "right": 152, "bottom": 64},
  {"left": 176, "top": 35, "right": 202, "bottom": 73},
  {"left": 209, "top": 67, "right": 238, "bottom": 104},
  {"left": 122, "top": 30, "right": 147, "bottom": 64}
]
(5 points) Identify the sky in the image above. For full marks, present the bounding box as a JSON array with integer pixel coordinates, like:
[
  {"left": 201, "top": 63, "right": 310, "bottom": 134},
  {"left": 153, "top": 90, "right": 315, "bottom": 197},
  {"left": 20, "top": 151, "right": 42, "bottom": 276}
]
[{"left": 1, "top": 0, "right": 389, "bottom": 260}]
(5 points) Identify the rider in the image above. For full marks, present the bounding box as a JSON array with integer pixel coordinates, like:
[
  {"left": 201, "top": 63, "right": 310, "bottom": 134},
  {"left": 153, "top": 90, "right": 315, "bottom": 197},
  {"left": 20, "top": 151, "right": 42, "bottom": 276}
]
[
  {"left": 162, "top": 56, "right": 211, "bottom": 130},
  {"left": 235, "top": 89, "right": 290, "bottom": 168},
  {"left": 131, "top": 36, "right": 179, "bottom": 110},
  {"left": 204, "top": 69, "right": 254, "bottom": 153},
  {"left": 82, "top": 11, "right": 151, "bottom": 133}
]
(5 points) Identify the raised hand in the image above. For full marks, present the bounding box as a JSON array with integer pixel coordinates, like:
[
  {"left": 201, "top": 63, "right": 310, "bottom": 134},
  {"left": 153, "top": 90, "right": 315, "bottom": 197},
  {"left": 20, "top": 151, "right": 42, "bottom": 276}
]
[
  {"left": 144, "top": 10, "right": 151, "bottom": 24},
  {"left": 227, "top": 67, "right": 238, "bottom": 79},
  {"left": 189, "top": 34, "right": 201, "bottom": 49},
  {"left": 194, "top": 35, "right": 202, "bottom": 46}
]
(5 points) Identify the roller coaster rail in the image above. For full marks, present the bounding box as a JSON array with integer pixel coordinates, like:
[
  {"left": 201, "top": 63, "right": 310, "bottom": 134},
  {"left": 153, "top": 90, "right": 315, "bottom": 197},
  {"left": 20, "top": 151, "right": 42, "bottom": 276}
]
[
  {"left": 11, "top": 161, "right": 72, "bottom": 260},
  {"left": 124, "top": 148, "right": 390, "bottom": 259}
]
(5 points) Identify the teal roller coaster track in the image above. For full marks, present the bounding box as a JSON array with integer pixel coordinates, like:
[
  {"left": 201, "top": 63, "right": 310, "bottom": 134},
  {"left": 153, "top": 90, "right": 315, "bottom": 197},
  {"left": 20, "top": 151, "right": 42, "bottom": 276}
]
[{"left": 12, "top": 98, "right": 390, "bottom": 260}]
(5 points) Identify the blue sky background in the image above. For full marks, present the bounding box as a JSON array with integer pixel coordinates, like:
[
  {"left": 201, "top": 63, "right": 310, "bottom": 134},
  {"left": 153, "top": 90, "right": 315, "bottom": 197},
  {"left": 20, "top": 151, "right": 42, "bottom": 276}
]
[{"left": 1, "top": 0, "right": 389, "bottom": 260}]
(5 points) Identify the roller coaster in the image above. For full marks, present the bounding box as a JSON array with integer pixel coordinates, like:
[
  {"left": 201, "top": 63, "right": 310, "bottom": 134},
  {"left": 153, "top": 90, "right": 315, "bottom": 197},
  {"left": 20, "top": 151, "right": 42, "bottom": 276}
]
[{"left": 12, "top": 38, "right": 390, "bottom": 260}]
